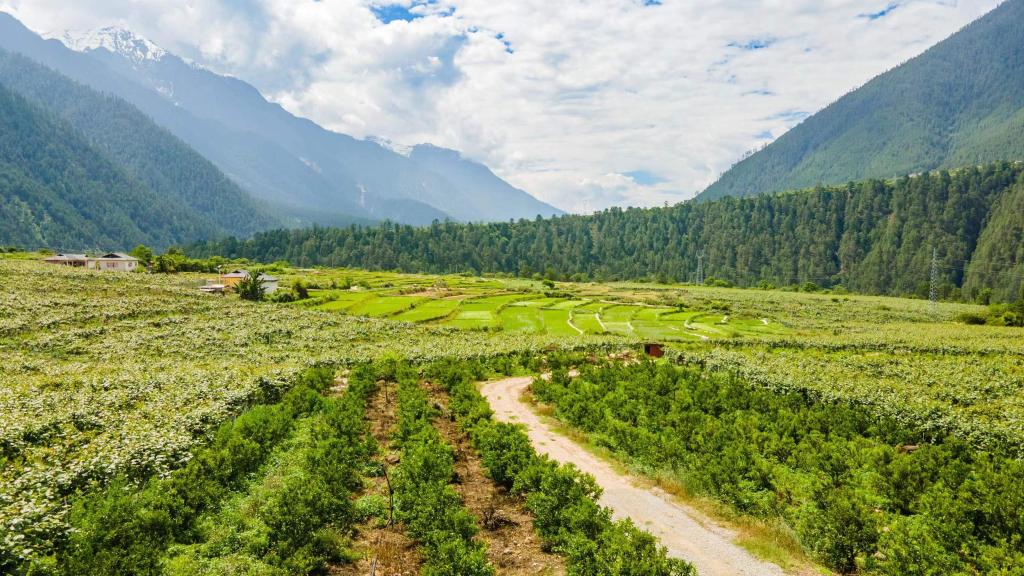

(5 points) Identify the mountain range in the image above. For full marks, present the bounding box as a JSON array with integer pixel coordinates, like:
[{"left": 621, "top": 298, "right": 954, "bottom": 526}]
[
  {"left": 0, "top": 12, "right": 562, "bottom": 249},
  {"left": 699, "top": 0, "right": 1024, "bottom": 202},
  {"left": 186, "top": 0, "right": 1024, "bottom": 302}
]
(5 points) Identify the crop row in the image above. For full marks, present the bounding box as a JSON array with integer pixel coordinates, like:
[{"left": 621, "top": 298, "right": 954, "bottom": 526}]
[
  {"left": 423, "top": 357, "right": 696, "bottom": 576},
  {"left": 4, "top": 368, "right": 349, "bottom": 573},
  {"left": 1, "top": 261, "right": 605, "bottom": 572},
  {"left": 391, "top": 364, "right": 494, "bottom": 575},
  {"left": 675, "top": 346, "right": 1024, "bottom": 452},
  {"left": 531, "top": 356, "right": 1024, "bottom": 575}
]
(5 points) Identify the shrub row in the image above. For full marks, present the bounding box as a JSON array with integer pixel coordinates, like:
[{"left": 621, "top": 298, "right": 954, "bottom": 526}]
[
  {"left": 424, "top": 357, "right": 695, "bottom": 576},
  {"left": 530, "top": 357, "right": 1024, "bottom": 575},
  {"left": 163, "top": 366, "right": 377, "bottom": 574},
  {"left": 391, "top": 365, "right": 494, "bottom": 576},
  {"left": 49, "top": 366, "right": 363, "bottom": 576}
]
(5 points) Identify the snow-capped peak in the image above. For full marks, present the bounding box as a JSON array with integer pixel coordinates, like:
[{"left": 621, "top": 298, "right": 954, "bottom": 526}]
[
  {"left": 367, "top": 136, "right": 413, "bottom": 157},
  {"left": 49, "top": 26, "right": 167, "bottom": 64}
]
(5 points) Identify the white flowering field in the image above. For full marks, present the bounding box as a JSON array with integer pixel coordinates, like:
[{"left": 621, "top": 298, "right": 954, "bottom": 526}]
[{"left": 0, "top": 259, "right": 607, "bottom": 564}]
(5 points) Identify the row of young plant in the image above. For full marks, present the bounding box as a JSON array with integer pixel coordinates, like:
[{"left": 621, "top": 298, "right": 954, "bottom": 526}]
[
  {"left": 2, "top": 259, "right": 594, "bottom": 565},
  {"left": 162, "top": 366, "right": 377, "bottom": 575},
  {"left": 8, "top": 366, "right": 374, "bottom": 576},
  {"left": 531, "top": 354, "right": 1024, "bottom": 575},
  {"left": 390, "top": 362, "right": 495, "bottom": 575},
  {"left": 421, "top": 356, "right": 696, "bottom": 576}
]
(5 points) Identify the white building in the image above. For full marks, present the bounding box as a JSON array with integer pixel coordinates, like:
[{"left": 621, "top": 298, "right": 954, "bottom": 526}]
[
  {"left": 89, "top": 253, "right": 139, "bottom": 272},
  {"left": 43, "top": 252, "right": 138, "bottom": 271}
]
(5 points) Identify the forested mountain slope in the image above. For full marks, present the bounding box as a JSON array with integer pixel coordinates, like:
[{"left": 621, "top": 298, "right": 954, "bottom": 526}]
[
  {"left": 192, "top": 162, "right": 1024, "bottom": 301},
  {"left": 0, "top": 84, "right": 214, "bottom": 249},
  {"left": 699, "top": 0, "right": 1024, "bottom": 201},
  {"left": 0, "top": 49, "right": 280, "bottom": 239}
]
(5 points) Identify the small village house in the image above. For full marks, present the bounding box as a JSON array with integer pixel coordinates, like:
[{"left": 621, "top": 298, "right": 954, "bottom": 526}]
[
  {"left": 643, "top": 343, "right": 665, "bottom": 358},
  {"left": 90, "top": 253, "right": 139, "bottom": 272},
  {"left": 43, "top": 253, "right": 89, "bottom": 267},
  {"left": 43, "top": 252, "right": 138, "bottom": 271}
]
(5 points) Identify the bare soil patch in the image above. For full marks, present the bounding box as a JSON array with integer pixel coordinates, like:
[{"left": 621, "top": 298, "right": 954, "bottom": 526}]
[
  {"left": 332, "top": 381, "right": 422, "bottom": 576},
  {"left": 423, "top": 381, "right": 566, "bottom": 576}
]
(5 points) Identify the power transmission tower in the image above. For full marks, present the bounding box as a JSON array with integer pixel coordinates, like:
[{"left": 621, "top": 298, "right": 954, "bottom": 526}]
[
  {"left": 696, "top": 250, "right": 705, "bottom": 286},
  {"left": 929, "top": 247, "right": 939, "bottom": 311}
]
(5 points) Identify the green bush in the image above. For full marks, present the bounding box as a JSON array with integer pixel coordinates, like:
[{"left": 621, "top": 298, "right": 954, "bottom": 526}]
[
  {"left": 57, "top": 367, "right": 343, "bottom": 575},
  {"left": 426, "top": 357, "right": 696, "bottom": 576},
  {"left": 392, "top": 372, "right": 495, "bottom": 576},
  {"left": 527, "top": 357, "right": 1024, "bottom": 574}
]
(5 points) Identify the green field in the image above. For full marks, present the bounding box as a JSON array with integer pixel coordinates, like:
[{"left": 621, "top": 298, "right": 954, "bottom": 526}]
[
  {"left": 4, "top": 255, "right": 1022, "bottom": 576},
  {"left": 301, "top": 273, "right": 785, "bottom": 340}
]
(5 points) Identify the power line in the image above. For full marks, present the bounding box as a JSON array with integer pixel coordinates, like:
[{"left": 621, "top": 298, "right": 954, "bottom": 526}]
[{"left": 696, "top": 250, "right": 705, "bottom": 286}]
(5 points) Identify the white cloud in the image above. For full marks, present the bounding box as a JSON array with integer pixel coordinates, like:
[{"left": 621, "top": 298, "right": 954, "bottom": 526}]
[{"left": 0, "top": 0, "right": 1004, "bottom": 212}]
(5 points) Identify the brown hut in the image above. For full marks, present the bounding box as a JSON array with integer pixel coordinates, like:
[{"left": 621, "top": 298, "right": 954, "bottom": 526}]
[{"left": 643, "top": 343, "right": 664, "bottom": 358}]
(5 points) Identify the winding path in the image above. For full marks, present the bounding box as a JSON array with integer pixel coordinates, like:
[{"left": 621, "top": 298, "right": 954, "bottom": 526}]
[{"left": 480, "top": 377, "right": 786, "bottom": 576}]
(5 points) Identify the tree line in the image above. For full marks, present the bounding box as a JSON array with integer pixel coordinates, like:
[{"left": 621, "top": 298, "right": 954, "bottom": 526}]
[{"left": 190, "top": 162, "right": 1024, "bottom": 302}]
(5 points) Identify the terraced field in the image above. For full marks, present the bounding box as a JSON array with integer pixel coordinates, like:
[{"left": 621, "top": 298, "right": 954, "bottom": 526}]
[{"left": 306, "top": 287, "right": 781, "bottom": 340}]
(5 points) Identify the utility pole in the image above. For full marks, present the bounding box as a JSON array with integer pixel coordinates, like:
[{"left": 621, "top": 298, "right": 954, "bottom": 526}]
[
  {"left": 929, "top": 247, "right": 939, "bottom": 311},
  {"left": 696, "top": 250, "right": 705, "bottom": 286}
]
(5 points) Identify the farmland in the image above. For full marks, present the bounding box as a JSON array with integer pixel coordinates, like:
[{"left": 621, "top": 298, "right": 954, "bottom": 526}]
[
  {"left": 2, "top": 255, "right": 1023, "bottom": 575},
  {"left": 531, "top": 356, "right": 1024, "bottom": 575},
  {"left": 272, "top": 266, "right": 1024, "bottom": 451},
  {"left": 0, "top": 258, "right": 607, "bottom": 570},
  {"left": 304, "top": 283, "right": 784, "bottom": 340}
]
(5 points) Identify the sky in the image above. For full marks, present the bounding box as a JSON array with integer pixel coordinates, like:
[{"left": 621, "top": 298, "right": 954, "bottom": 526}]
[{"left": 0, "top": 0, "right": 1004, "bottom": 212}]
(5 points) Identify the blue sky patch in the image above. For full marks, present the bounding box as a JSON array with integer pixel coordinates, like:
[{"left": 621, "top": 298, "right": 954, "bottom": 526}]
[
  {"left": 728, "top": 38, "right": 776, "bottom": 51},
  {"left": 371, "top": 4, "right": 422, "bottom": 23},
  {"left": 371, "top": 1, "right": 452, "bottom": 24},
  {"left": 859, "top": 2, "right": 901, "bottom": 20},
  {"left": 496, "top": 33, "right": 514, "bottom": 54},
  {"left": 642, "top": 0, "right": 663, "bottom": 5},
  {"left": 754, "top": 130, "right": 773, "bottom": 140},
  {"left": 624, "top": 170, "right": 668, "bottom": 186}
]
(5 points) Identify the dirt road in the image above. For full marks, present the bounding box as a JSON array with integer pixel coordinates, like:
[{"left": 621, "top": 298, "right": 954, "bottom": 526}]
[{"left": 480, "top": 376, "right": 786, "bottom": 576}]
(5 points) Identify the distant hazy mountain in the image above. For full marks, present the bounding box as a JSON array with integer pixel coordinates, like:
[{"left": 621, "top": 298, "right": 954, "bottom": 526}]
[
  {"left": 0, "top": 14, "right": 562, "bottom": 224},
  {"left": 406, "top": 144, "right": 562, "bottom": 222},
  {"left": 0, "top": 48, "right": 281, "bottom": 243},
  {"left": 698, "top": 0, "right": 1024, "bottom": 201}
]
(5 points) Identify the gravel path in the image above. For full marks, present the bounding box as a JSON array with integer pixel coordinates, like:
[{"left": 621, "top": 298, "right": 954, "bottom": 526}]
[{"left": 480, "top": 377, "right": 787, "bottom": 576}]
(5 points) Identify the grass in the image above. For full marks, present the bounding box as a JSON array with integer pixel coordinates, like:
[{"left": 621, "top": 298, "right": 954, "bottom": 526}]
[
  {"left": 393, "top": 299, "right": 461, "bottom": 322},
  {"left": 569, "top": 312, "right": 605, "bottom": 334},
  {"left": 349, "top": 295, "right": 426, "bottom": 317}
]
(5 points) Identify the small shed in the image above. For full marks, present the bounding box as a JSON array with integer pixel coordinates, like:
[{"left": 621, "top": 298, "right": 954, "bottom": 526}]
[
  {"left": 44, "top": 253, "right": 89, "bottom": 267},
  {"left": 219, "top": 270, "right": 279, "bottom": 293},
  {"left": 260, "top": 275, "right": 279, "bottom": 294},
  {"left": 643, "top": 343, "right": 665, "bottom": 358},
  {"left": 220, "top": 270, "right": 250, "bottom": 288}
]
